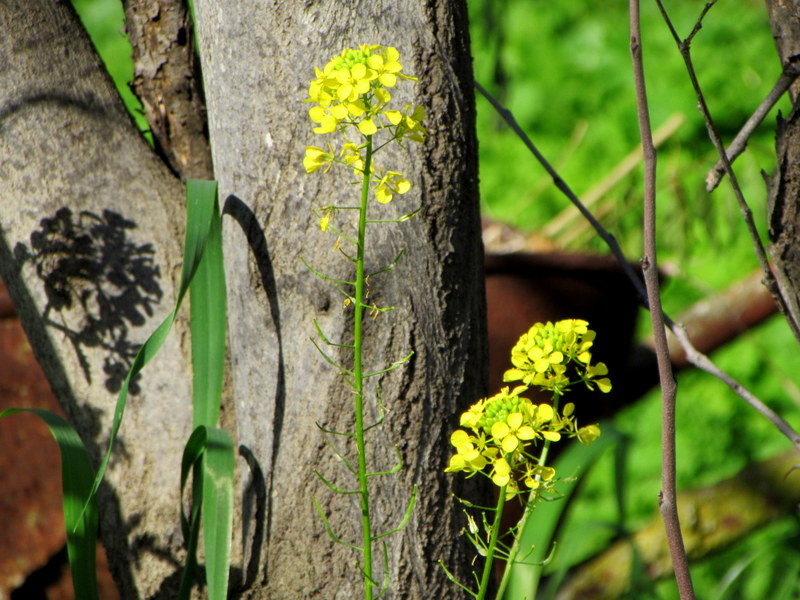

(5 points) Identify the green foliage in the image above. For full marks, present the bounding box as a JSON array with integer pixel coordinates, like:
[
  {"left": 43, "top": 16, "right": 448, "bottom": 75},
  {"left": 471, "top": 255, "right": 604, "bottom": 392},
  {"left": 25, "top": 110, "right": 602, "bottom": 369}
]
[
  {"left": 65, "top": 1, "right": 800, "bottom": 598},
  {"left": 470, "top": 1, "right": 800, "bottom": 598},
  {"left": 71, "top": 0, "right": 151, "bottom": 141},
  {"left": 0, "top": 409, "right": 99, "bottom": 600},
  {"left": 470, "top": 0, "right": 788, "bottom": 263}
]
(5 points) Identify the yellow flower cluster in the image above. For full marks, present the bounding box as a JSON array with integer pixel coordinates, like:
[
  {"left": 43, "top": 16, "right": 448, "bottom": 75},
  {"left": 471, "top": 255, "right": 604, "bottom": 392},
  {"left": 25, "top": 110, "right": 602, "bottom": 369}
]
[
  {"left": 302, "top": 44, "right": 426, "bottom": 215},
  {"left": 445, "top": 386, "right": 598, "bottom": 497},
  {"left": 503, "top": 319, "right": 612, "bottom": 395},
  {"left": 445, "top": 320, "right": 608, "bottom": 496}
]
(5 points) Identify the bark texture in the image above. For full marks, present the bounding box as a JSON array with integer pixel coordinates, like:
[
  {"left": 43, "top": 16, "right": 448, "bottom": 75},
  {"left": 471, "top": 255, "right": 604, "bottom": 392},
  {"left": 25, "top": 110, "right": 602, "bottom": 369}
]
[
  {"left": 0, "top": 2, "right": 194, "bottom": 598},
  {"left": 2, "top": 1, "right": 485, "bottom": 599},
  {"left": 191, "top": 1, "right": 485, "bottom": 598},
  {"left": 766, "top": 0, "right": 800, "bottom": 340},
  {"left": 123, "top": 0, "right": 213, "bottom": 181}
]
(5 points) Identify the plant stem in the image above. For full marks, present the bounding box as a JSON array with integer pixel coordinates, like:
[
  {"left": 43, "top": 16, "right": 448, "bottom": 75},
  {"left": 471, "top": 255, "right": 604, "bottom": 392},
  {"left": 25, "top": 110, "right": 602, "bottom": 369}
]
[
  {"left": 629, "top": 1, "right": 695, "bottom": 597},
  {"left": 477, "top": 484, "right": 508, "bottom": 600},
  {"left": 495, "top": 393, "right": 561, "bottom": 599},
  {"left": 354, "top": 136, "right": 374, "bottom": 600}
]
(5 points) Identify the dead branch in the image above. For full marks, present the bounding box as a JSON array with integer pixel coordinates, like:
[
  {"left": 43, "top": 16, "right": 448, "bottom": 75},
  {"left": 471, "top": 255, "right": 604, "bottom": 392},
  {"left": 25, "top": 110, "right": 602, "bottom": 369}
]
[{"left": 705, "top": 63, "right": 800, "bottom": 192}]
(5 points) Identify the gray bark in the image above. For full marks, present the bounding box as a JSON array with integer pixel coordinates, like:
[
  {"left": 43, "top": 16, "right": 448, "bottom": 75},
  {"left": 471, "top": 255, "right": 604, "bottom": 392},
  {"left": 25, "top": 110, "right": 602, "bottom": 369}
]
[
  {"left": 0, "top": 2, "right": 193, "bottom": 598},
  {"left": 191, "top": 2, "right": 484, "bottom": 597},
  {"left": 1, "top": 0, "right": 485, "bottom": 599}
]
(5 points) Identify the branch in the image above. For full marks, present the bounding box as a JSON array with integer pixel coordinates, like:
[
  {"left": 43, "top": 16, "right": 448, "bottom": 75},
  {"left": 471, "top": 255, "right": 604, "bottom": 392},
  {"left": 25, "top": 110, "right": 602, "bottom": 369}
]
[
  {"left": 473, "top": 83, "right": 800, "bottom": 452},
  {"left": 653, "top": 0, "right": 800, "bottom": 343},
  {"left": 629, "top": 1, "right": 695, "bottom": 596},
  {"left": 124, "top": 0, "right": 213, "bottom": 181},
  {"left": 473, "top": 81, "right": 647, "bottom": 309},
  {"left": 705, "top": 61, "right": 800, "bottom": 192}
]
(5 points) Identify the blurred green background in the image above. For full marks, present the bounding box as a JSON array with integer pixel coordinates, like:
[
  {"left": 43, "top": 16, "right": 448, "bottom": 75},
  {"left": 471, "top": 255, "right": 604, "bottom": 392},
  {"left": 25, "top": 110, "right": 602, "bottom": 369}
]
[{"left": 70, "top": 0, "right": 800, "bottom": 597}]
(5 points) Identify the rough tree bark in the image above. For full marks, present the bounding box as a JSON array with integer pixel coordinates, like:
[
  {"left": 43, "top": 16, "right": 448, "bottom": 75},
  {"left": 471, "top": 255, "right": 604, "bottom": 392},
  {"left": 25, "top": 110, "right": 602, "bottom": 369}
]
[
  {"left": 0, "top": 1, "right": 485, "bottom": 599},
  {"left": 766, "top": 0, "right": 800, "bottom": 339},
  {"left": 0, "top": 2, "right": 194, "bottom": 597}
]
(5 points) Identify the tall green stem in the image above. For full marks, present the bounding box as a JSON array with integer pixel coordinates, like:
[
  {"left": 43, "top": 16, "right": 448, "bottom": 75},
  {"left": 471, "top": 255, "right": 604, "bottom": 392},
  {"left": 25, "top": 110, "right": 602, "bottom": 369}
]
[
  {"left": 354, "top": 136, "right": 374, "bottom": 600},
  {"left": 477, "top": 484, "right": 508, "bottom": 600},
  {"left": 495, "top": 393, "right": 562, "bottom": 600}
]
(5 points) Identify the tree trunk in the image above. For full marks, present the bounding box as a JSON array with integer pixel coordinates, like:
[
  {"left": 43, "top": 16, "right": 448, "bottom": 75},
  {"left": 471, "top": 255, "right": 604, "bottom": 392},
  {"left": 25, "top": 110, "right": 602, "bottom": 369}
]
[
  {"left": 0, "top": 2, "right": 193, "bottom": 597},
  {"left": 765, "top": 0, "right": 800, "bottom": 341},
  {"left": 191, "top": 2, "right": 485, "bottom": 597},
  {"left": 0, "top": 1, "right": 485, "bottom": 598}
]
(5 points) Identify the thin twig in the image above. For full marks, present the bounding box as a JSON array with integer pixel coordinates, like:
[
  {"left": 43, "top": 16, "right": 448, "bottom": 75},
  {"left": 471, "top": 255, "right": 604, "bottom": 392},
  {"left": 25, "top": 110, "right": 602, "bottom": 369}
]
[
  {"left": 473, "top": 83, "right": 800, "bottom": 452},
  {"left": 473, "top": 80, "right": 648, "bottom": 310},
  {"left": 629, "top": 1, "right": 695, "bottom": 597},
  {"left": 653, "top": 0, "right": 800, "bottom": 342},
  {"left": 705, "top": 63, "right": 800, "bottom": 191}
]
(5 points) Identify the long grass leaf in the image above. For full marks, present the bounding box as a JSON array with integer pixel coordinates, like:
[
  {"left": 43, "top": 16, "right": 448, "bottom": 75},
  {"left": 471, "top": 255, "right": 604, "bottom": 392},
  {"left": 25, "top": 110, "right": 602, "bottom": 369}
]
[
  {"left": 503, "top": 425, "right": 621, "bottom": 600},
  {"left": 85, "top": 179, "right": 219, "bottom": 513},
  {"left": 202, "top": 426, "right": 235, "bottom": 600},
  {"left": 178, "top": 427, "right": 208, "bottom": 600},
  {"left": 0, "top": 408, "right": 99, "bottom": 600},
  {"left": 190, "top": 180, "right": 227, "bottom": 429}
]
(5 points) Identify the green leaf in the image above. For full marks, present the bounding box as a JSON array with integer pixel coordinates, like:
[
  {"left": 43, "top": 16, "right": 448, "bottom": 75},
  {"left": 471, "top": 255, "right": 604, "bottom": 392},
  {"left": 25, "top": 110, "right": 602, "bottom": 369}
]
[
  {"left": 502, "top": 426, "right": 622, "bottom": 600},
  {"left": 190, "top": 178, "right": 227, "bottom": 430},
  {"left": 84, "top": 179, "right": 219, "bottom": 514},
  {"left": 177, "top": 425, "right": 235, "bottom": 600},
  {"left": 0, "top": 409, "right": 99, "bottom": 600}
]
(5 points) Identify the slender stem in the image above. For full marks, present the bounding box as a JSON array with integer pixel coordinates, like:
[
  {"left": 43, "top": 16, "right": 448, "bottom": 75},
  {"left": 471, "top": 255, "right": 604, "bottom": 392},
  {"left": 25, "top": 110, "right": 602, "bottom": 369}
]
[
  {"left": 495, "top": 394, "right": 561, "bottom": 600},
  {"left": 354, "top": 136, "right": 374, "bottom": 600},
  {"left": 629, "top": 1, "right": 695, "bottom": 598},
  {"left": 477, "top": 484, "right": 507, "bottom": 600}
]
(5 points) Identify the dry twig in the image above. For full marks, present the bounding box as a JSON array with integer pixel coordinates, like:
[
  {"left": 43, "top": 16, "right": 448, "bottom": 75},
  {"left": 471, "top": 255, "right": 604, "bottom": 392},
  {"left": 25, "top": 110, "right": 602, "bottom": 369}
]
[
  {"left": 629, "top": 1, "right": 695, "bottom": 596},
  {"left": 653, "top": 0, "right": 800, "bottom": 343},
  {"left": 705, "top": 62, "right": 800, "bottom": 192}
]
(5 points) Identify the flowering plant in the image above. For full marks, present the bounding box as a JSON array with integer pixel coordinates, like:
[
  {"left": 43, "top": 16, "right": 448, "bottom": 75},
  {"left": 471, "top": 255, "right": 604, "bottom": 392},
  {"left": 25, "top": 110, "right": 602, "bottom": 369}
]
[
  {"left": 303, "top": 44, "right": 425, "bottom": 600},
  {"left": 444, "top": 319, "right": 610, "bottom": 599}
]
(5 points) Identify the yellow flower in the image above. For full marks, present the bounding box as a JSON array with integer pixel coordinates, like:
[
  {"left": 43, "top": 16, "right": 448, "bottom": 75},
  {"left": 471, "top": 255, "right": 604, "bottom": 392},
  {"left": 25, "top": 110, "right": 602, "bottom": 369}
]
[
  {"left": 367, "top": 46, "right": 407, "bottom": 88},
  {"left": 303, "top": 146, "right": 334, "bottom": 173},
  {"left": 522, "top": 464, "right": 556, "bottom": 489},
  {"left": 445, "top": 430, "right": 497, "bottom": 477},
  {"left": 340, "top": 143, "right": 365, "bottom": 173},
  {"left": 358, "top": 118, "right": 378, "bottom": 136},
  {"left": 504, "top": 319, "right": 611, "bottom": 395},
  {"left": 374, "top": 171, "right": 411, "bottom": 204},
  {"left": 577, "top": 424, "right": 601, "bottom": 445},
  {"left": 460, "top": 399, "right": 485, "bottom": 429},
  {"left": 491, "top": 412, "right": 536, "bottom": 453},
  {"left": 491, "top": 457, "right": 512, "bottom": 487}
]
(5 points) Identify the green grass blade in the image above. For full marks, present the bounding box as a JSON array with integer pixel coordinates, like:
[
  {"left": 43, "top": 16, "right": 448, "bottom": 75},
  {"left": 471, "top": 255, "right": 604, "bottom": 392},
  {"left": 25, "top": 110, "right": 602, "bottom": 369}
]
[
  {"left": 85, "top": 179, "right": 219, "bottom": 512},
  {"left": 187, "top": 176, "right": 233, "bottom": 598},
  {"left": 202, "top": 426, "right": 235, "bottom": 600},
  {"left": 502, "top": 425, "right": 622, "bottom": 600},
  {"left": 178, "top": 427, "right": 207, "bottom": 600},
  {"left": 0, "top": 408, "right": 99, "bottom": 600},
  {"left": 190, "top": 177, "right": 227, "bottom": 430},
  {"left": 178, "top": 425, "right": 234, "bottom": 599}
]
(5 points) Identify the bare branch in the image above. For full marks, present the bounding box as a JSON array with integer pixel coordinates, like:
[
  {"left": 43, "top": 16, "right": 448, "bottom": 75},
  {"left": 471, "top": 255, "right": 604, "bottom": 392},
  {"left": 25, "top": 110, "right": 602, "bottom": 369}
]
[
  {"left": 473, "top": 81, "right": 647, "bottom": 309},
  {"left": 705, "top": 62, "right": 800, "bottom": 192},
  {"left": 473, "top": 82, "right": 800, "bottom": 452},
  {"left": 653, "top": 0, "right": 800, "bottom": 342},
  {"left": 629, "top": 0, "right": 695, "bottom": 596}
]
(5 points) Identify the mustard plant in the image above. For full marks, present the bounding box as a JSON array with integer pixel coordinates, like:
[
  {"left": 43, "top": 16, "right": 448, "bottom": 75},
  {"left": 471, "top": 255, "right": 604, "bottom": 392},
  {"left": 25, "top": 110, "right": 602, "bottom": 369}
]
[
  {"left": 302, "top": 44, "right": 425, "bottom": 600},
  {"left": 443, "top": 319, "right": 610, "bottom": 600}
]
